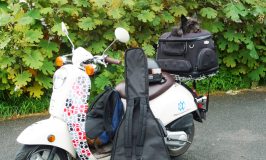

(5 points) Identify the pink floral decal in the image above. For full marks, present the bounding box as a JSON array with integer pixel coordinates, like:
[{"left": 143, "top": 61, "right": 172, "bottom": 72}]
[{"left": 63, "top": 76, "right": 95, "bottom": 160}]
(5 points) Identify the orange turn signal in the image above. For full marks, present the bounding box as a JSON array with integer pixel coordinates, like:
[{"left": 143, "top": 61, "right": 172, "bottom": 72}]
[
  {"left": 85, "top": 64, "right": 95, "bottom": 76},
  {"left": 55, "top": 57, "right": 64, "bottom": 67},
  {"left": 47, "top": 135, "right": 56, "bottom": 142}
]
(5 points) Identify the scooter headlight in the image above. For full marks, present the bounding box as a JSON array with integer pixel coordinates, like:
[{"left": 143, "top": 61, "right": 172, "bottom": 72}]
[{"left": 53, "top": 68, "right": 67, "bottom": 89}]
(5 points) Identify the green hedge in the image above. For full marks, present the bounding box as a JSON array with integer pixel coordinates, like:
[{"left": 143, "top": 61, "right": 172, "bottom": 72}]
[{"left": 0, "top": 0, "right": 265, "bottom": 98}]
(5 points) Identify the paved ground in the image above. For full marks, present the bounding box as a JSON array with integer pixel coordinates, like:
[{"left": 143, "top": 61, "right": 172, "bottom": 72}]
[
  {"left": 1, "top": 89, "right": 266, "bottom": 160},
  {"left": 177, "top": 89, "right": 266, "bottom": 160}
]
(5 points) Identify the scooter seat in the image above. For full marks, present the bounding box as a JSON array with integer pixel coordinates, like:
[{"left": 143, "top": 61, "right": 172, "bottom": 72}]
[{"left": 115, "top": 72, "right": 175, "bottom": 100}]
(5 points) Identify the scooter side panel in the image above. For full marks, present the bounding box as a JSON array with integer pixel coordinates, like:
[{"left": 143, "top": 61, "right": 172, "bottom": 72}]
[
  {"left": 149, "top": 84, "right": 197, "bottom": 125},
  {"left": 16, "top": 117, "right": 76, "bottom": 158},
  {"left": 121, "top": 83, "right": 197, "bottom": 125}
]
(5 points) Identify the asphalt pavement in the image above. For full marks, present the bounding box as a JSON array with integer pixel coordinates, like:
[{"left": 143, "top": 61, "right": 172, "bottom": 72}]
[{"left": 0, "top": 89, "right": 266, "bottom": 160}]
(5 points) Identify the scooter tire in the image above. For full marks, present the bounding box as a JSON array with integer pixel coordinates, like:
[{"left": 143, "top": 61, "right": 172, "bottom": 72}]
[
  {"left": 15, "top": 145, "right": 70, "bottom": 160},
  {"left": 169, "top": 121, "right": 195, "bottom": 158}
]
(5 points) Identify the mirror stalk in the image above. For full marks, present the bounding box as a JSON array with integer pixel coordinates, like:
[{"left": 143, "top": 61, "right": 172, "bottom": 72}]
[
  {"left": 102, "top": 39, "right": 117, "bottom": 56},
  {"left": 66, "top": 34, "right": 75, "bottom": 52}
]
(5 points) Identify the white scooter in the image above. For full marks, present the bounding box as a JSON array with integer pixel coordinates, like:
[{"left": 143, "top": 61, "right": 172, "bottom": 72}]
[{"left": 16, "top": 23, "right": 208, "bottom": 160}]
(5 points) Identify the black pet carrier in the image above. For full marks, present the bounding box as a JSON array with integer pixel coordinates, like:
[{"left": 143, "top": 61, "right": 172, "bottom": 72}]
[{"left": 156, "top": 30, "right": 218, "bottom": 78}]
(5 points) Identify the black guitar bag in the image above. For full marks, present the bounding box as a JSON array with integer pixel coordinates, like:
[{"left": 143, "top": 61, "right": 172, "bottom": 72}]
[{"left": 111, "top": 48, "right": 170, "bottom": 160}]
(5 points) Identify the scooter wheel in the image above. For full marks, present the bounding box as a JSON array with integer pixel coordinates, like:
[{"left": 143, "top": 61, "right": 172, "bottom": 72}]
[
  {"left": 168, "top": 122, "right": 195, "bottom": 158},
  {"left": 15, "top": 145, "right": 71, "bottom": 160}
]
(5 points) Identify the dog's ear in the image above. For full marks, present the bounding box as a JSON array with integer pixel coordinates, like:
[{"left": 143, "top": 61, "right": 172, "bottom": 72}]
[
  {"left": 181, "top": 15, "right": 188, "bottom": 24},
  {"left": 191, "top": 13, "right": 198, "bottom": 20}
]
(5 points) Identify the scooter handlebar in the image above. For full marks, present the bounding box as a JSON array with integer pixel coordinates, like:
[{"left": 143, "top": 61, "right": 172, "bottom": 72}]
[{"left": 105, "top": 56, "right": 121, "bottom": 65}]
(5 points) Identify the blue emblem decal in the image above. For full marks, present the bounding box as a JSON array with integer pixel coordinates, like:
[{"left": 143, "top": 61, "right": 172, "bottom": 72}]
[{"left": 178, "top": 101, "right": 186, "bottom": 112}]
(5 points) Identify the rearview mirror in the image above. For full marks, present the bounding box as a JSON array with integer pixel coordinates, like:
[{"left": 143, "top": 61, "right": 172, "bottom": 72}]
[
  {"left": 61, "top": 22, "right": 69, "bottom": 36},
  {"left": 115, "top": 27, "right": 130, "bottom": 43},
  {"left": 61, "top": 22, "right": 74, "bottom": 51}
]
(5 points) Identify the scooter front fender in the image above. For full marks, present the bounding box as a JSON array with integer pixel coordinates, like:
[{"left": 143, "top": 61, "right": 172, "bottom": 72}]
[{"left": 17, "top": 117, "right": 76, "bottom": 158}]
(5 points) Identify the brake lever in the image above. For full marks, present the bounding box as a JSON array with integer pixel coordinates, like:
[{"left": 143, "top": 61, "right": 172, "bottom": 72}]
[{"left": 97, "top": 60, "right": 107, "bottom": 67}]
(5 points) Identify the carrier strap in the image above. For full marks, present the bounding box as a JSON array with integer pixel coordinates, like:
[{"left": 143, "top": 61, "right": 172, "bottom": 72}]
[
  {"left": 124, "top": 99, "right": 134, "bottom": 157},
  {"left": 135, "top": 97, "right": 148, "bottom": 158}
]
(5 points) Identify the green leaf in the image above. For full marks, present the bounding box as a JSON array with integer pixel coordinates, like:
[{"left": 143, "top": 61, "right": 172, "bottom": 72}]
[
  {"left": 25, "top": 29, "right": 43, "bottom": 43},
  {"left": 0, "top": 33, "right": 11, "bottom": 49},
  {"left": 239, "top": 50, "right": 257, "bottom": 68},
  {"left": 246, "top": 41, "right": 259, "bottom": 59},
  {"left": 0, "top": 71, "right": 8, "bottom": 84},
  {"left": 237, "top": 65, "right": 248, "bottom": 75},
  {"left": 246, "top": 40, "right": 254, "bottom": 50},
  {"left": 108, "top": 8, "right": 124, "bottom": 19},
  {"left": 123, "top": 0, "right": 135, "bottom": 8},
  {"left": 103, "top": 30, "right": 115, "bottom": 41},
  {"left": 170, "top": 6, "right": 188, "bottom": 17},
  {"left": 202, "top": 20, "right": 224, "bottom": 33},
  {"left": 151, "top": 4, "right": 163, "bottom": 12},
  {"left": 88, "top": 40, "right": 107, "bottom": 54},
  {"left": 223, "top": 3, "right": 248, "bottom": 22},
  {"left": 26, "top": 9, "right": 42, "bottom": 19},
  {"left": 186, "top": 1, "right": 199, "bottom": 10},
  {"left": 142, "top": 44, "right": 155, "bottom": 57},
  {"left": 200, "top": 7, "right": 218, "bottom": 19},
  {"left": 8, "top": 3, "right": 20, "bottom": 15},
  {"left": 137, "top": 10, "right": 155, "bottom": 22},
  {"left": 73, "top": 0, "right": 90, "bottom": 7},
  {"left": 26, "top": 83, "right": 44, "bottom": 98},
  {"left": 50, "top": 0, "right": 68, "bottom": 5},
  {"left": 91, "top": 0, "right": 108, "bottom": 8},
  {"left": 248, "top": 66, "right": 266, "bottom": 81},
  {"left": 227, "top": 42, "right": 239, "bottom": 53},
  {"left": 136, "top": 29, "right": 152, "bottom": 43},
  {"left": 36, "top": 73, "right": 53, "bottom": 89},
  {"left": 40, "top": 7, "right": 53, "bottom": 15},
  {"left": 152, "top": 16, "right": 161, "bottom": 26},
  {"left": 249, "top": 47, "right": 259, "bottom": 59},
  {"left": 224, "top": 3, "right": 240, "bottom": 22},
  {"left": 161, "top": 11, "right": 175, "bottom": 23},
  {"left": 59, "top": 6, "right": 80, "bottom": 17},
  {"left": 0, "top": 13, "right": 11, "bottom": 26},
  {"left": 23, "top": 50, "right": 44, "bottom": 69},
  {"left": 51, "top": 23, "right": 65, "bottom": 36},
  {"left": 0, "top": 56, "right": 15, "bottom": 69},
  {"left": 39, "top": 60, "right": 55, "bottom": 75},
  {"left": 223, "top": 55, "right": 236, "bottom": 68},
  {"left": 78, "top": 17, "right": 96, "bottom": 31},
  {"left": 253, "top": 6, "right": 266, "bottom": 16},
  {"left": 95, "top": 75, "right": 112, "bottom": 91},
  {"left": 223, "top": 30, "right": 234, "bottom": 41},
  {"left": 39, "top": 40, "right": 59, "bottom": 57},
  {"left": 0, "top": 2, "right": 9, "bottom": 12},
  {"left": 261, "top": 57, "right": 266, "bottom": 63},
  {"left": 243, "top": 0, "right": 256, "bottom": 5},
  {"left": 223, "top": 29, "right": 246, "bottom": 43},
  {"left": 14, "top": 71, "right": 32, "bottom": 87},
  {"left": 17, "top": 16, "right": 35, "bottom": 25}
]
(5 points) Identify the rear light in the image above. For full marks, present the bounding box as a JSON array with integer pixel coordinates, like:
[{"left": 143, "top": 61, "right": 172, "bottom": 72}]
[{"left": 47, "top": 134, "right": 56, "bottom": 142}]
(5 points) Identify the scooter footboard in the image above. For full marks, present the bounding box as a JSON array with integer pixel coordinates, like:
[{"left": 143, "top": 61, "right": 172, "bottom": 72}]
[{"left": 16, "top": 117, "right": 76, "bottom": 158}]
